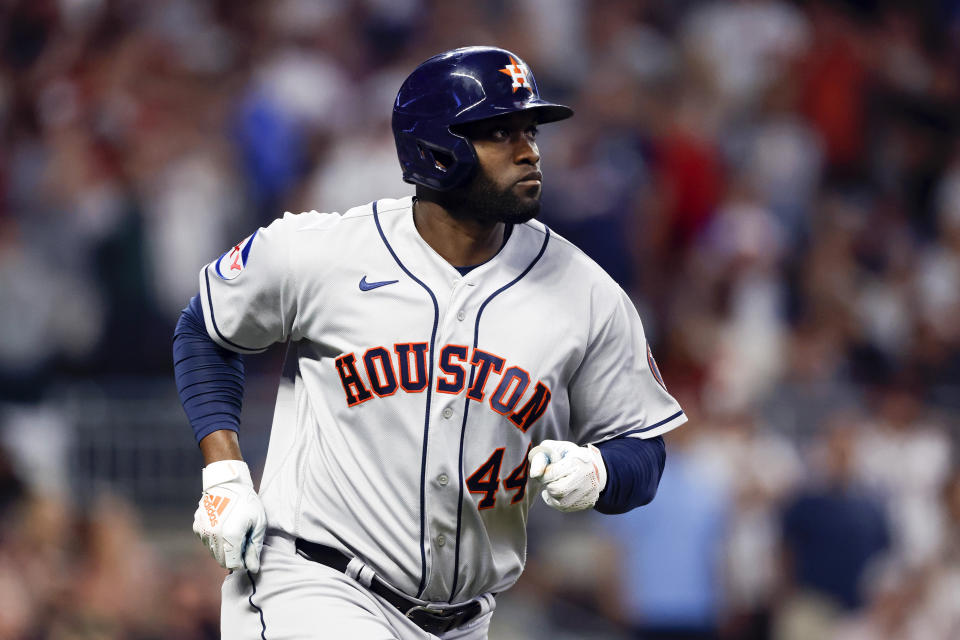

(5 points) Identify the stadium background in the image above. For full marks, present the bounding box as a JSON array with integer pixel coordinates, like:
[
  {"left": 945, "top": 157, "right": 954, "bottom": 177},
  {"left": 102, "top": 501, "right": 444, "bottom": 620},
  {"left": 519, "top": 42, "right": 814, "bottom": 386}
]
[{"left": 2, "top": 0, "right": 960, "bottom": 638}]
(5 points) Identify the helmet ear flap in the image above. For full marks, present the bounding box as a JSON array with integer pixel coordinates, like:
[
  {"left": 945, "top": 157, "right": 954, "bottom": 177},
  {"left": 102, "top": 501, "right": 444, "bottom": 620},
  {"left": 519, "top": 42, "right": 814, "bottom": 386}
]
[{"left": 399, "top": 134, "right": 475, "bottom": 190}]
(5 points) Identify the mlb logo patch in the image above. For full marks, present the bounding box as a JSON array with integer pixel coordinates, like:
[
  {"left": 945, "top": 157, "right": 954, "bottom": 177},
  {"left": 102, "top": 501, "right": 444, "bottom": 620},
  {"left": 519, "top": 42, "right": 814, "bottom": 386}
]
[
  {"left": 647, "top": 343, "right": 667, "bottom": 391},
  {"left": 215, "top": 231, "right": 258, "bottom": 280}
]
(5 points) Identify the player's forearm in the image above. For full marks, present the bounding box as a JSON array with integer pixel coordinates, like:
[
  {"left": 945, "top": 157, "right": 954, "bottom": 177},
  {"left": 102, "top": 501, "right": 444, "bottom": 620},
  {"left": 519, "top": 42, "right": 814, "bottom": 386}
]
[
  {"left": 593, "top": 435, "right": 666, "bottom": 514},
  {"left": 173, "top": 294, "right": 247, "bottom": 446}
]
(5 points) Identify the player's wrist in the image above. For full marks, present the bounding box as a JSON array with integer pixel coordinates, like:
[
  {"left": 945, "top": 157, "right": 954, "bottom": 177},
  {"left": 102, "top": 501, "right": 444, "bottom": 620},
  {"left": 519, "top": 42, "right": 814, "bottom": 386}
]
[
  {"left": 587, "top": 444, "right": 607, "bottom": 491},
  {"left": 202, "top": 459, "right": 254, "bottom": 491},
  {"left": 199, "top": 428, "right": 243, "bottom": 466}
]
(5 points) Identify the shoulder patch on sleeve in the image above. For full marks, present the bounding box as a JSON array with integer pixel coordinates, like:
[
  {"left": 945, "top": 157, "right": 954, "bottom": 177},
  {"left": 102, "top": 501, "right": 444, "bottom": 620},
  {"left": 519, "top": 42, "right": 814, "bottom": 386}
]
[
  {"left": 214, "top": 231, "right": 258, "bottom": 281},
  {"left": 647, "top": 343, "right": 667, "bottom": 391}
]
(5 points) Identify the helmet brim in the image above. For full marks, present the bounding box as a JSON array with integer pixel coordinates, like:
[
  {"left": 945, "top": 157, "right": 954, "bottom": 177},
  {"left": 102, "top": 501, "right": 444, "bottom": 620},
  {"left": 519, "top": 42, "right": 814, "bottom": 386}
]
[
  {"left": 529, "top": 103, "right": 575, "bottom": 124},
  {"left": 452, "top": 101, "right": 574, "bottom": 127}
]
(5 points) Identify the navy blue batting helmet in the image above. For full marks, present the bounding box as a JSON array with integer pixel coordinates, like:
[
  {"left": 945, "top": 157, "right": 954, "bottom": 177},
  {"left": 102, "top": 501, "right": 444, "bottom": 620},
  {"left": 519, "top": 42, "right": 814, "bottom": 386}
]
[{"left": 392, "top": 46, "right": 573, "bottom": 191}]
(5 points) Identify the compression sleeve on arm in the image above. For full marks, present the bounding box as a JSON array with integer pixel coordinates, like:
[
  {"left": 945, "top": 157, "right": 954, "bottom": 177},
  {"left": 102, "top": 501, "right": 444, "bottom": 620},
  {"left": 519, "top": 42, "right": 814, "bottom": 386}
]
[
  {"left": 173, "top": 294, "right": 245, "bottom": 443},
  {"left": 594, "top": 435, "right": 666, "bottom": 515}
]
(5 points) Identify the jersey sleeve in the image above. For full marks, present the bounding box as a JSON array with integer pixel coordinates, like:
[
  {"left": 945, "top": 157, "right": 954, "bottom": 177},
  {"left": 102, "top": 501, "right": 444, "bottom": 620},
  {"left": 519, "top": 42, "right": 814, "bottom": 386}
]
[
  {"left": 569, "top": 286, "right": 686, "bottom": 443},
  {"left": 198, "top": 214, "right": 299, "bottom": 354}
]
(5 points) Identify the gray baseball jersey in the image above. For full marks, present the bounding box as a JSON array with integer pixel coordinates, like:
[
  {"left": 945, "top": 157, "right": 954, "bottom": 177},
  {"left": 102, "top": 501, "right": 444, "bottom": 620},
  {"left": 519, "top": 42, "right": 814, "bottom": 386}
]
[{"left": 198, "top": 196, "right": 686, "bottom": 604}]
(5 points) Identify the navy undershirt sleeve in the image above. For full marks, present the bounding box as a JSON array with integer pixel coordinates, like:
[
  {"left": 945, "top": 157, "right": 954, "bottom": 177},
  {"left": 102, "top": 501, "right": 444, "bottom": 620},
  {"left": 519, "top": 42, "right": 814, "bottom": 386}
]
[
  {"left": 173, "top": 294, "right": 245, "bottom": 443},
  {"left": 593, "top": 435, "right": 666, "bottom": 515}
]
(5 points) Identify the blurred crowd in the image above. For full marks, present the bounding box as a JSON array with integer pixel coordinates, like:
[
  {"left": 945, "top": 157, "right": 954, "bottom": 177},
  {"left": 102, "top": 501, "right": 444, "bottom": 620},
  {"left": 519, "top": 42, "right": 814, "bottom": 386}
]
[
  {"left": 2, "top": 0, "right": 960, "bottom": 638},
  {"left": 1, "top": 445, "right": 225, "bottom": 639}
]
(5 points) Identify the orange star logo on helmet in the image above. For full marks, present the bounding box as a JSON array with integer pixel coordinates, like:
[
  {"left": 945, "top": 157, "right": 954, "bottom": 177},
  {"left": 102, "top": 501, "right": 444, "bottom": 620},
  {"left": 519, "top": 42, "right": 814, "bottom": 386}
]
[{"left": 499, "top": 56, "right": 532, "bottom": 93}]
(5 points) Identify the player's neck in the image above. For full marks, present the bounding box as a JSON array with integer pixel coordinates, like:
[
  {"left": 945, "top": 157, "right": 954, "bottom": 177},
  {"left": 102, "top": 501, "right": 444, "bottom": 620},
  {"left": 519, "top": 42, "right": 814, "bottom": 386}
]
[{"left": 412, "top": 198, "right": 505, "bottom": 268}]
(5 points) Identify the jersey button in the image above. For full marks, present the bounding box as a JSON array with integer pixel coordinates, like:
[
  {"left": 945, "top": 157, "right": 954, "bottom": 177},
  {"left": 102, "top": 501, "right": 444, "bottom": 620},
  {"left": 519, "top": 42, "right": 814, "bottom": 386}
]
[
  {"left": 457, "top": 310, "right": 465, "bottom": 321},
  {"left": 438, "top": 474, "right": 449, "bottom": 486},
  {"left": 437, "top": 535, "right": 446, "bottom": 547},
  {"left": 442, "top": 407, "right": 453, "bottom": 419}
]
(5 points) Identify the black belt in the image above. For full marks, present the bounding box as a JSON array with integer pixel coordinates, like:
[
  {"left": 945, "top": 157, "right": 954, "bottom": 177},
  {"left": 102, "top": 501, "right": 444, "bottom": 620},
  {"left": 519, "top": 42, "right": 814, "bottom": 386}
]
[{"left": 295, "top": 538, "right": 483, "bottom": 635}]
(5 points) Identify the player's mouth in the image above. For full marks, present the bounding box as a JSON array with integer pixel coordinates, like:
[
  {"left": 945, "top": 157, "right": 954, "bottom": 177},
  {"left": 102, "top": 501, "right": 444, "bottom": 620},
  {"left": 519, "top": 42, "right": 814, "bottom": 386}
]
[{"left": 515, "top": 171, "right": 542, "bottom": 186}]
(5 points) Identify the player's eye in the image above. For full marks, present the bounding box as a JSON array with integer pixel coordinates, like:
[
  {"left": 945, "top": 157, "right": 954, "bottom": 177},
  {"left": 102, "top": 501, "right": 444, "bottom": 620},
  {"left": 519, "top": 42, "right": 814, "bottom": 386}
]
[
  {"left": 526, "top": 126, "right": 539, "bottom": 139},
  {"left": 491, "top": 128, "right": 510, "bottom": 141}
]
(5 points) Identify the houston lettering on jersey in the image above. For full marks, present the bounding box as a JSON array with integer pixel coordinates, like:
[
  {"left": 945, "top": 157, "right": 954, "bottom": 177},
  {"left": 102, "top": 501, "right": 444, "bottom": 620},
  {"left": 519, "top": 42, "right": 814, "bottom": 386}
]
[{"left": 335, "top": 343, "right": 551, "bottom": 431}]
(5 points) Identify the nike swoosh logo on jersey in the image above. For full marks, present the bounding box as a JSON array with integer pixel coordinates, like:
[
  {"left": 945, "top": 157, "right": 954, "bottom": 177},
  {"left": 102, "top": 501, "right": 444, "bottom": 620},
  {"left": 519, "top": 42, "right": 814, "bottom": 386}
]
[{"left": 359, "top": 276, "right": 399, "bottom": 291}]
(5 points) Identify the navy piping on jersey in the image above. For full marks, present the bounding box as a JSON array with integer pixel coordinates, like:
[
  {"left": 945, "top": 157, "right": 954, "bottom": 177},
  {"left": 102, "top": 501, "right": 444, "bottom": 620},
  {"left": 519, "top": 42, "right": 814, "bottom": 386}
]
[
  {"left": 246, "top": 570, "right": 268, "bottom": 640},
  {"left": 372, "top": 200, "right": 441, "bottom": 599},
  {"left": 619, "top": 409, "right": 686, "bottom": 437},
  {"left": 241, "top": 229, "right": 258, "bottom": 264},
  {"left": 203, "top": 269, "right": 271, "bottom": 353},
  {"left": 449, "top": 226, "right": 550, "bottom": 602}
]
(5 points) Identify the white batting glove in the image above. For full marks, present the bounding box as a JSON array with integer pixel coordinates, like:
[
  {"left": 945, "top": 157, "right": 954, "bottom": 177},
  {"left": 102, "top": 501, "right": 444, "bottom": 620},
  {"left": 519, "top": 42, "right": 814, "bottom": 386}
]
[
  {"left": 528, "top": 440, "right": 607, "bottom": 512},
  {"left": 193, "top": 460, "right": 267, "bottom": 573}
]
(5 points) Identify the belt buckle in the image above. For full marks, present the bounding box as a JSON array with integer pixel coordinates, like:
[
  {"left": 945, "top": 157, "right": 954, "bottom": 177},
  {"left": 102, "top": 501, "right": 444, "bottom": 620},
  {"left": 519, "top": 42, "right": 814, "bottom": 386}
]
[{"left": 405, "top": 605, "right": 458, "bottom": 635}]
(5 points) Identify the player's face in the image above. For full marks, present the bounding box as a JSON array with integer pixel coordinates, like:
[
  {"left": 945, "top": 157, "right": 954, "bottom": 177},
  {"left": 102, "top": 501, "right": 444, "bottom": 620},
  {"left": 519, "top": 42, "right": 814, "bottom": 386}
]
[{"left": 453, "top": 111, "right": 542, "bottom": 224}]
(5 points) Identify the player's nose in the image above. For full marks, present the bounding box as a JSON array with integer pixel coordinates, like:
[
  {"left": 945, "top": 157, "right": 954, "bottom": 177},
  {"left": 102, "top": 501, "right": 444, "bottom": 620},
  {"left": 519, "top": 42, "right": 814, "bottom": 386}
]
[{"left": 513, "top": 136, "right": 539, "bottom": 166}]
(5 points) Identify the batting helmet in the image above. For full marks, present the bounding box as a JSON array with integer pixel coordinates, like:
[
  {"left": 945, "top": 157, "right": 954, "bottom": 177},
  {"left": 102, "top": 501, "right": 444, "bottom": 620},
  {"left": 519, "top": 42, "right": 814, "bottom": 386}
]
[{"left": 392, "top": 46, "right": 573, "bottom": 191}]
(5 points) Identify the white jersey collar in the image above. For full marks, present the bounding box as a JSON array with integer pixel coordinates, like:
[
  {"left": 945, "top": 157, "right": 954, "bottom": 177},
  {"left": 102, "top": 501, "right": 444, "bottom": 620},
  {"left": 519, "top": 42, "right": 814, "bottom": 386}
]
[{"left": 373, "top": 197, "right": 549, "bottom": 291}]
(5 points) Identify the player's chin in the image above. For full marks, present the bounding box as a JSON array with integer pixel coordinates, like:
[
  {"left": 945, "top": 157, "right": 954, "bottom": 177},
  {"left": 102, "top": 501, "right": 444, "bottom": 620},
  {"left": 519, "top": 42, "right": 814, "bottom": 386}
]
[
  {"left": 500, "top": 198, "right": 541, "bottom": 224},
  {"left": 511, "top": 182, "right": 541, "bottom": 206}
]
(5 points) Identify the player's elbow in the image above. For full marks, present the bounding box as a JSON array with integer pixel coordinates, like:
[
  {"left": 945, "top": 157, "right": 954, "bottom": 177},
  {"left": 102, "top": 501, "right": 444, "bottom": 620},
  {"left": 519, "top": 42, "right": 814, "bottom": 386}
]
[
  {"left": 594, "top": 483, "right": 659, "bottom": 515},
  {"left": 638, "top": 434, "right": 667, "bottom": 507},
  {"left": 633, "top": 475, "right": 661, "bottom": 508},
  {"left": 593, "top": 435, "right": 666, "bottom": 514}
]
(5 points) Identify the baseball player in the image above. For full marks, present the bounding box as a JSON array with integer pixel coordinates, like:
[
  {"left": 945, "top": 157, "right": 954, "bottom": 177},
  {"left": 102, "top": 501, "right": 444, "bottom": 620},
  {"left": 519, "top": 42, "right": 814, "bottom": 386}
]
[{"left": 173, "top": 46, "right": 686, "bottom": 639}]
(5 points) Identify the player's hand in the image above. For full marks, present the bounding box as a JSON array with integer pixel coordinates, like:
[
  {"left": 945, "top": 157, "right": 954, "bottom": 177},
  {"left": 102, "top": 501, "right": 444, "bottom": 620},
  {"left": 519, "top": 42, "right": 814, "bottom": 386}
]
[
  {"left": 192, "top": 460, "right": 267, "bottom": 572},
  {"left": 527, "top": 440, "right": 607, "bottom": 512}
]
